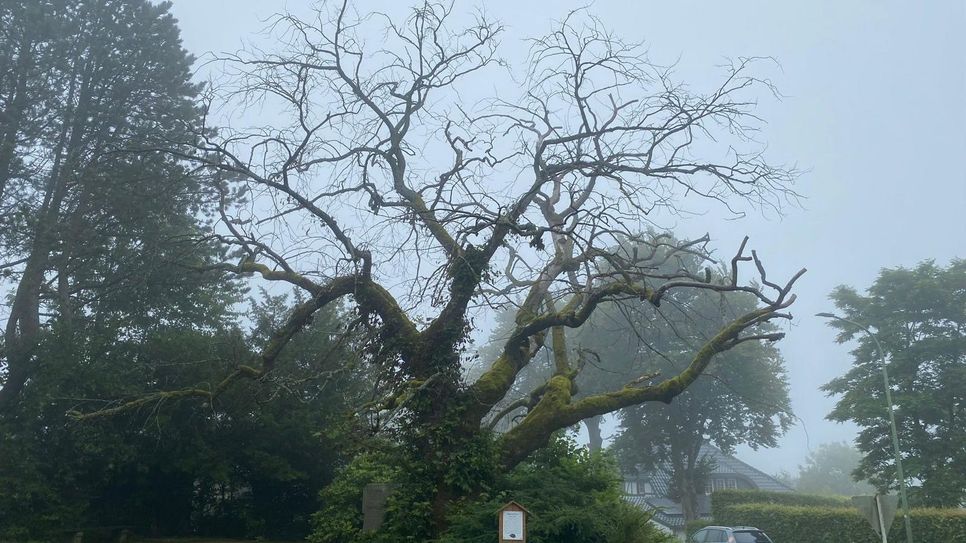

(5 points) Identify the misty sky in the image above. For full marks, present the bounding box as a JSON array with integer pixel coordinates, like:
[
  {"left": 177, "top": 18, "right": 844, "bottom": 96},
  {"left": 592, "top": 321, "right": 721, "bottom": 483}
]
[{"left": 167, "top": 0, "right": 966, "bottom": 476}]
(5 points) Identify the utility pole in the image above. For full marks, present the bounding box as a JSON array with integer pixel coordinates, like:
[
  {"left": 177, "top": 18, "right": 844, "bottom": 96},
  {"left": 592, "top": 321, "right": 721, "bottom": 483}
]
[{"left": 817, "top": 312, "right": 914, "bottom": 543}]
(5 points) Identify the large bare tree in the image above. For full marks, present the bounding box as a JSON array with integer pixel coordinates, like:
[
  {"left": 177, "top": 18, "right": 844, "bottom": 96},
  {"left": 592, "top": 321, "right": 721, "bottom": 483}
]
[{"left": 77, "top": 1, "right": 804, "bottom": 533}]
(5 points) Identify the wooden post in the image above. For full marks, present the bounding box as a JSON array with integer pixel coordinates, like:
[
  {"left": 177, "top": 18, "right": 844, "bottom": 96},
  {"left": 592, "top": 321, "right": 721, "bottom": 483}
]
[{"left": 498, "top": 501, "right": 529, "bottom": 542}]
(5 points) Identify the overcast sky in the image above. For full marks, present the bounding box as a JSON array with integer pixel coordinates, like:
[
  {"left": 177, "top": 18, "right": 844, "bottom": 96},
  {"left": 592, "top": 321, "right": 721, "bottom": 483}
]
[{"left": 167, "top": 0, "right": 966, "bottom": 476}]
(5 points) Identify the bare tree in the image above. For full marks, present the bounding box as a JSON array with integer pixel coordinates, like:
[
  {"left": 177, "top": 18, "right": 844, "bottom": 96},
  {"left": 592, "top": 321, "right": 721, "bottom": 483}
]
[{"left": 76, "top": 1, "right": 804, "bottom": 532}]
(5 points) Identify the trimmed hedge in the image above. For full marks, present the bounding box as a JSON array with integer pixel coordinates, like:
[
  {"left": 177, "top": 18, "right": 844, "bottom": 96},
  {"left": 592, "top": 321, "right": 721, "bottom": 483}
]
[
  {"left": 716, "top": 503, "right": 966, "bottom": 543},
  {"left": 710, "top": 489, "right": 849, "bottom": 519}
]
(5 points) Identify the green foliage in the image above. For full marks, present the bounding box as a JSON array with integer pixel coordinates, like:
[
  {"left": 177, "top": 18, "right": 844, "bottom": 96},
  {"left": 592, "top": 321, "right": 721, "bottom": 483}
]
[
  {"left": 712, "top": 488, "right": 966, "bottom": 543},
  {"left": 311, "top": 449, "right": 402, "bottom": 543},
  {"left": 822, "top": 259, "right": 966, "bottom": 506},
  {"left": 0, "top": 295, "right": 364, "bottom": 540},
  {"left": 796, "top": 442, "right": 875, "bottom": 496},
  {"left": 715, "top": 503, "right": 966, "bottom": 543},
  {"left": 440, "top": 437, "right": 673, "bottom": 543},
  {"left": 591, "top": 237, "right": 793, "bottom": 520},
  {"left": 311, "top": 436, "right": 673, "bottom": 543},
  {"left": 710, "top": 489, "right": 850, "bottom": 520}
]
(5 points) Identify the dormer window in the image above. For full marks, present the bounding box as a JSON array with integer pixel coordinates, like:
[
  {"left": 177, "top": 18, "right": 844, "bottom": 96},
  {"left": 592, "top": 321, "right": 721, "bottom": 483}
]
[
  {"left": 705, "top": 477, "right": 740, "bottom": 494},
  {"left": 623, "top": 480, "right": 654, "bottom": 495}
]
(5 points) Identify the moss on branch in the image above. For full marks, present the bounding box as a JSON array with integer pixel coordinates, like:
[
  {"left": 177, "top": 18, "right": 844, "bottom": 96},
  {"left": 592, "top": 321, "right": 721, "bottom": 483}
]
[{"left": 497, "top": 306, "right": 777, "bottom": 469}]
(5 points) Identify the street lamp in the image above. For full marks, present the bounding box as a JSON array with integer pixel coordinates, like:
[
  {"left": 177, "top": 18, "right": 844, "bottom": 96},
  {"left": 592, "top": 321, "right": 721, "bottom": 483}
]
[{"left": 817, "top": 312, "right": 914, "bottom": 543}]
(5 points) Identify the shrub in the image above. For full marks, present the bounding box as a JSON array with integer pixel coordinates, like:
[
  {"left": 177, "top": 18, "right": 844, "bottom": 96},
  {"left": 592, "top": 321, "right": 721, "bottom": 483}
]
[
  {"left": 715, "top": 502, "right": 966, "bottom": 543},
  {"left": 310, "top": 435, "right": 674, "bottom": 543},
  {"left": 710, "top": 489, "right": 849, "bottom": 519},
  {"left": 440, "top": 437, "right": 673, "bottom": 543}
]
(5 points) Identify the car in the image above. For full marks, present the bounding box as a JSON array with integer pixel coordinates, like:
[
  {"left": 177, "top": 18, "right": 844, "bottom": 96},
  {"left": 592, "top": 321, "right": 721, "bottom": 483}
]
[{"left": 688, "top": 525, "right": 774, "bottom": 543}]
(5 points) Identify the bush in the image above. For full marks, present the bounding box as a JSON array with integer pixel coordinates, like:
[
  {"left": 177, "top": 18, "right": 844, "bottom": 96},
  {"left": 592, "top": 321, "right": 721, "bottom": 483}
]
[
  {"left": 715, "top": 502, "right": 966, "bottom": 543},
  {"left": 311, "top": 435, "right": 674, "bottom": 543},
  {"left": 710, "top": 489, "right": 849, "bottom": 519},
  {"left": 310, "top": 449, "right": 401, "bottom": 543},
  {"left": 440, "top": 437, "right": 673, "bottom": 543}
]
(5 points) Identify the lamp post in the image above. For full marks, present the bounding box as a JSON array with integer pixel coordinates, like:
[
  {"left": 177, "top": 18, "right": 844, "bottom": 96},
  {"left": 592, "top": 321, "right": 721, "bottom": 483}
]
[{"left": 817, "top": 312, "right": 914, "bottom": 543}]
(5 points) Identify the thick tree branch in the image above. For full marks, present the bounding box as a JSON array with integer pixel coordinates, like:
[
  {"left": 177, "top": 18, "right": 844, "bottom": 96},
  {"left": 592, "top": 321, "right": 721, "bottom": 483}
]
[{"left": 497, "top": 304, "right": 791, "bottom": 468}]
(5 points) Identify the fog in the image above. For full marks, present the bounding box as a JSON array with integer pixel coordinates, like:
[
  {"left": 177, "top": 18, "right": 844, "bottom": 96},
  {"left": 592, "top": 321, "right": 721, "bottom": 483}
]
[{"left": 169, "top": 0, "right": 966, "bottom": 476}]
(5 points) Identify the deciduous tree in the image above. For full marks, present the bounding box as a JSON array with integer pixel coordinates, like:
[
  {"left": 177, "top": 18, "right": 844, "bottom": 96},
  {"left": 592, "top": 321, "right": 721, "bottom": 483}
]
[
  {"left": 823, "top": 260, "right": 966, "bottom": 507},
  {"left": 77, "top": 2, "right": 804, "bottom": 536},
  {"left": 795, "top": 442, "right": 874, "bottom": 497},
  {"left": 609, "top": 262, "right": 794, "bottom": 521}
]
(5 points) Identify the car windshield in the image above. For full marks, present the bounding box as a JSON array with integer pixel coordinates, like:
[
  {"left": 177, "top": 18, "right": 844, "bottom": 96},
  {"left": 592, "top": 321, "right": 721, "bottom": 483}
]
[{"left": 734, "top": 531, "right": 772, "bottom": 543}]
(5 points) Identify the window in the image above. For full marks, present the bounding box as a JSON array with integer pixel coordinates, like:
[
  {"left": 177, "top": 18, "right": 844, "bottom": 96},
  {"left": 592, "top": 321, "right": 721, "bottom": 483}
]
[
  {"left": 705, "top": 477, "right": 740, "bottom": 494},
  {"left": 623, "top": 480, "right": 638, "bottom": 495},
  {"left": 734, "top": 531, "right": 773, "bottom": 543},
  {"left": 642, "top": 481, "right": 653, "bottom": 495},
  {"left": 706, "top": 529, "right": 727, "bottom": 542}
]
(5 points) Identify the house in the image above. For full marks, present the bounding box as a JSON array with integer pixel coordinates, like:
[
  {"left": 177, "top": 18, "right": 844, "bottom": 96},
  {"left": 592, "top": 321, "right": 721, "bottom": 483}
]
[{"left": 622, "top": 444, "right": 793, "bottom": 537}]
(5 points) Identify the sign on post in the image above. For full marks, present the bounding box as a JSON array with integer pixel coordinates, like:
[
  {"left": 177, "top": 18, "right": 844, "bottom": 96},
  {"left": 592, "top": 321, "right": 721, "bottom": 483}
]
[
  {"left": 852, "top": 495, "right": 899, "bottom": 542},
  {"left": 498, "top": 501, "right": 529, "bottom": 542}
]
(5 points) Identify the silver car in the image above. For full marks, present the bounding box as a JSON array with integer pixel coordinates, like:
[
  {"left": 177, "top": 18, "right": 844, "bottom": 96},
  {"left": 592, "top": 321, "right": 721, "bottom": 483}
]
[{"left": 689, "top": 525, "right": 774, "bottom": 543}]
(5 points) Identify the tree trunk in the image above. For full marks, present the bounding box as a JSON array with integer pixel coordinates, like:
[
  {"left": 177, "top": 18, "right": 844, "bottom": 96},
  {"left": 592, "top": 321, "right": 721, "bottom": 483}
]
[
  {"left": 0, "top": 54, "right": 92, "bottom": 413},
  {"left": 671, "top": 454, "right": 698, "bottom": 522},
  {"left": 682, "top": 453, "right": 700, "bottom": 522}
]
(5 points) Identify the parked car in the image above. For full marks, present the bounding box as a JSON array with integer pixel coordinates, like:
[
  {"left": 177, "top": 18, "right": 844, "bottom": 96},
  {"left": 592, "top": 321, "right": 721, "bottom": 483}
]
[{"left": 689, "top": 525, "right": 774, "bottom": 543}]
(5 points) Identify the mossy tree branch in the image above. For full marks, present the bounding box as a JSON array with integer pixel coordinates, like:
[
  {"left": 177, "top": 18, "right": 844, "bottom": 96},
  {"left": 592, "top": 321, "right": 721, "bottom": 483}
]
[
  {"left": 68, "top": 270, "right": 419, "bottom": 420},
  {"left": 497, "top": 305, "right": 791, "bottom": 469}
]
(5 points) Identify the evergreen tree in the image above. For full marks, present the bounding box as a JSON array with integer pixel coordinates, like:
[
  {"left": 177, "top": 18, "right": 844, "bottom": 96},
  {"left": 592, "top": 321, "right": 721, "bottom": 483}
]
[{"left": 0, "top": 0, "right": 210, "bottom": 411}]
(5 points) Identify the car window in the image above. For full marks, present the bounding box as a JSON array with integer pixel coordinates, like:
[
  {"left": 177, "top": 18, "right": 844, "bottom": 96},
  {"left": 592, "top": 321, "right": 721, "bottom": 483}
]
[
  {"left": 690, "top": 529, "right": 708, "bottom": 543},
  {"left": 734, "top": 530, "right": 772, "bottom": 543},
  {"left": 706, "top": 529, "right": 726, "bottom": 542}
]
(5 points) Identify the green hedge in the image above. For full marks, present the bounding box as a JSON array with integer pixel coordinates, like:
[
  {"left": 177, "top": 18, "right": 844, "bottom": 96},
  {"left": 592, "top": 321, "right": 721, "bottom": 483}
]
[
  {"left": 710, "top": 489, "right": 849, "bottom": 519},
  {"left": 715, "top": 503, "right": 966, "bottom": 543}
]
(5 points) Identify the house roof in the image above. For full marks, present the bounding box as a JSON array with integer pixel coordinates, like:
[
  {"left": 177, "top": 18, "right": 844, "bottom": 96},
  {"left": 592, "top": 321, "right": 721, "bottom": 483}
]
[
  {"left": 700, "top": 444, "right": 794, "bottom": 493},
  {"left": 627, "top": 443, "right": 794, "bottom": 494},
  {"left": 624, "top": 495, "right": 686, "bottom": 529},
  {"left": 623, "top": 442, "right": 793, "bottom": 529}
]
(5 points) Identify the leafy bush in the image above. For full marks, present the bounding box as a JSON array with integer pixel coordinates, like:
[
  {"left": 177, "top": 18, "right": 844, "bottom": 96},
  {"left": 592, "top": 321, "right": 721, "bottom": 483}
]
[
  {"left": 711, "top": 489, "right": 966, "bottom": 542},
  {"left": 715, "top": 502, "right": 966, "bottom": 543},
  {"left": 310, "top": 449, "right": 401, "bottom": 543},
  {"left": 440, "top": 437, "right": 673, "bottom": 543},
  {"left": 311, "top": 435, "right": 673, "bottom": 543},
  {"left": 710, "top": 488, "right": 849, "bottom": 519}
]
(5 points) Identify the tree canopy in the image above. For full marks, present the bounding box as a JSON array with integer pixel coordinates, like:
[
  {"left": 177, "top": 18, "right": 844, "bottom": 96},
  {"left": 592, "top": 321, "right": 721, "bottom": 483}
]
[
  {"left": 795, "top": 442, "right": 875, "bottom": 497},
  {"left": 0, "top": 2, "right": 365, "bottom": 538},
  {"left": 822, "top": 259, "right": 966, "bottom": 507}
]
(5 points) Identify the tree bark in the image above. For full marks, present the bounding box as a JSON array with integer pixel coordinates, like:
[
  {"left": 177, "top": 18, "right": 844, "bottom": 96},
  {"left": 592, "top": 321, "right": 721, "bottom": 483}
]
[{"left": 0, "top": 53, "right": 92, "bottom": 413}]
